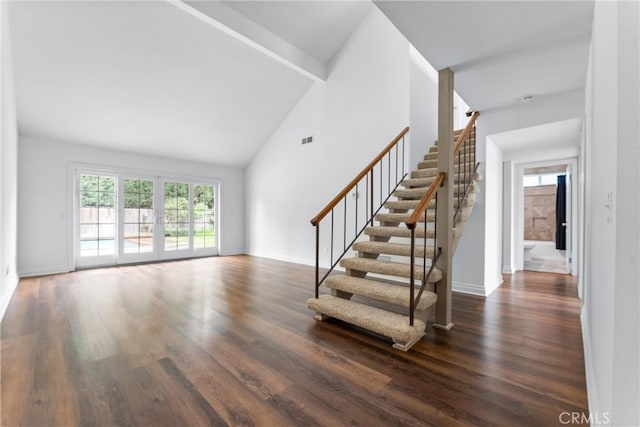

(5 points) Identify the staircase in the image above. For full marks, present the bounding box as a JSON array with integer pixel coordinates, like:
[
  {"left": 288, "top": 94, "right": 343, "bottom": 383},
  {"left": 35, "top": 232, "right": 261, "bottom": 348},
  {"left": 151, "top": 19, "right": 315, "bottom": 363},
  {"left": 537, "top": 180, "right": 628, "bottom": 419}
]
[{"left": 307, "top": 117, "right": 480, "bottom": 351}]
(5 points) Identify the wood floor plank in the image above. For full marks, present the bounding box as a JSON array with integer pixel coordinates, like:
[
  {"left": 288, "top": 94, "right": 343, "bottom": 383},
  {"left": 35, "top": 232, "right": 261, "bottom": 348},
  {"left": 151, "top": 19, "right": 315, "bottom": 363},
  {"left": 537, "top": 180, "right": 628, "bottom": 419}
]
[{"left": 0, "top": 255, "right": 589, "bottom": 426}]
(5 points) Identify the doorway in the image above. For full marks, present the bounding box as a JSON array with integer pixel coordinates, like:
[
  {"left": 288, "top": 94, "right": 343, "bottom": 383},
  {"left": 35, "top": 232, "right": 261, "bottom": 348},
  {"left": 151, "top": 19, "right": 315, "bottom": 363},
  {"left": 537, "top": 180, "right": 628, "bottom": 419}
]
[
  {"left": 522, "top": 164, "right": 570, "bottom": 274},
  {"left": 74, "top": 167, "right": 219, "bottom": 268}
]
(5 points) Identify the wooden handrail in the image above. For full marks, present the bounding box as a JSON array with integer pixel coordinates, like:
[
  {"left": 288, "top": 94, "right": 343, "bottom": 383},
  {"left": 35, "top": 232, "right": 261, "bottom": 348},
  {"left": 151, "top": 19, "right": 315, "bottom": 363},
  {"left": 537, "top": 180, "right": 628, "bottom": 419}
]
[
  {"left": 405, "top": 172, "right": 445, "bottom": 229},
  {"left": 453, "top": 111, "right": 479, "bottom": 156},
  {"left": 310, "top": 126, "right": 409, "bottom": 226}
]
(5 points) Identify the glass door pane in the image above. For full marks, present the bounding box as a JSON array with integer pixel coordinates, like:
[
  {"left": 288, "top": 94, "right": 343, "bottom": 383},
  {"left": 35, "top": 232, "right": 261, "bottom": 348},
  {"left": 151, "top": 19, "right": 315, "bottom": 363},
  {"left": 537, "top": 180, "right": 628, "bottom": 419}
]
[
  {"left": 77, "top": 173, "right": 116, "bottom": 265},
  {"left": 121, "top": 177, "right": 156, "bottom": 260},
  {"left": 193, "top": 183, "right": 217, "bottom": 251},
  {"left": 163, "top": 181, "right": 191, "bottom": 252}
]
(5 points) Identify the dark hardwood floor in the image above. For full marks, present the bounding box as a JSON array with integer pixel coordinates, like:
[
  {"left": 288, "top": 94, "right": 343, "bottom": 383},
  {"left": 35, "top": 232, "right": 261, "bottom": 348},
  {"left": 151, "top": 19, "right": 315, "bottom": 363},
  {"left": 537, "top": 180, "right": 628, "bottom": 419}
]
[{"left": 1, "top": 256, "right": 588, "bottom": 426}]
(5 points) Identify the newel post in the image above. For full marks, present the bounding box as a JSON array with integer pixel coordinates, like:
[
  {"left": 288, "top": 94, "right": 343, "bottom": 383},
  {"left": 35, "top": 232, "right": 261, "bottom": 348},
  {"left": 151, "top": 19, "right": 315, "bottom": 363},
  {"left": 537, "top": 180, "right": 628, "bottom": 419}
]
[{"left": 434, "top": 67, "right": 455, "bottom": 330}]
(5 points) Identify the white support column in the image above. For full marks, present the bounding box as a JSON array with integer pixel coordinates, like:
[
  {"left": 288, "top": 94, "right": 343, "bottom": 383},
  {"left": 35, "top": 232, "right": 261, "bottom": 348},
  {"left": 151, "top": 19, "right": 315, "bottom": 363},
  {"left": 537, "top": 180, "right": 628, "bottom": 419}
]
[{"left": 434, "top": 68, "right": 454, "bottom": 330}]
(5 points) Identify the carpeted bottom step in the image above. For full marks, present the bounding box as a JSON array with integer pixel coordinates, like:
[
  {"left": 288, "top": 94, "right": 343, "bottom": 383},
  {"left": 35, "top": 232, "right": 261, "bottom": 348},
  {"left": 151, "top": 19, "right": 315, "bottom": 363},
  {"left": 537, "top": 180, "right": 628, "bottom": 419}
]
[
  {"left": 325, "top": 275, "right": 437, "bottom": 310},
  {"left": 307, "top": 295, "right": 426, "bottom": 350},
  {"left": 340, "top": 257, "right": 442, "bottom": 282}
]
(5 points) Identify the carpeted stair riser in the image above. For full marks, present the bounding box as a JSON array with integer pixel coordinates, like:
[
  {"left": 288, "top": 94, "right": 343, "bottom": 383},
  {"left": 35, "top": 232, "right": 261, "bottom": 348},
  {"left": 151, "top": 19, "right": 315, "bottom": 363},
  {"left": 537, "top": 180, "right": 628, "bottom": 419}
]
[
  {"left": 307, "top": 295, "right": 426, "bottom": 346},
  {"left": 340, "top": 257, "right": 443, "bottom": 282},
  {"left": 353, "top": 241, "right": 434, "bottom": 258},
  {"left": 324, "top": 275, "right": 437, "bottom": 310}
]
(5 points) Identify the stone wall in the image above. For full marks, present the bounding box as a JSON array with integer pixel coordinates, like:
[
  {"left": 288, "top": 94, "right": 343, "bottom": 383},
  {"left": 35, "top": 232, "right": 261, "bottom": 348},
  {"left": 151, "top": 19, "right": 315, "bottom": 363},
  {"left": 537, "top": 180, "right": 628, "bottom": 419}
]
[{"left": 524, "top": 185, "right": 556, "bottom": 241}]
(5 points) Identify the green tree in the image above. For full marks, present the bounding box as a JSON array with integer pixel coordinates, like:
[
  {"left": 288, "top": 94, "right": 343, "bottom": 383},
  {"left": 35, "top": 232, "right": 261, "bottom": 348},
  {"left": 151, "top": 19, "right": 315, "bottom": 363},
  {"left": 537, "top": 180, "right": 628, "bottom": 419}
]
[{"left": 80, "top": 175, "right": 114, "bottom": 207}]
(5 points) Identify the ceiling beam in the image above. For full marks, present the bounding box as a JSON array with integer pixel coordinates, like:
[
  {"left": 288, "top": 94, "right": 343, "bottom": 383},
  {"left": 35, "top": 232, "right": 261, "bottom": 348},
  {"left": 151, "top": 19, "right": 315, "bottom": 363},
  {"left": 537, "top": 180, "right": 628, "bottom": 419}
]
[{"left": 168, "top": 0, "right": 326, "bottom": 82}]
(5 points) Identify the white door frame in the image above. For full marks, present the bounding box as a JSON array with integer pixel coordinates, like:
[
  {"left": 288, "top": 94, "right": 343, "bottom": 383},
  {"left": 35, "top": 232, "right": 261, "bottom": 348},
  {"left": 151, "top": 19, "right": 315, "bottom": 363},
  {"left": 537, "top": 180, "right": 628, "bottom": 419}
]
[
  {"left": 71, "top": 164, "right": 220, "bottom": 269},
  {"left": 513, "top": 157, "right": 579, "bottom": 274}
]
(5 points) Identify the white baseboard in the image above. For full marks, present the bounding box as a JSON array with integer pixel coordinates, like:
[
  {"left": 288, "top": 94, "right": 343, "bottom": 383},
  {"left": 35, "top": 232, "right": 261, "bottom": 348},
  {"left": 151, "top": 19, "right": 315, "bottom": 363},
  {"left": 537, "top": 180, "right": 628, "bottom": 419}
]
[
  {"left": 453, "top": 281, "right": 486, "bottom": 296},
  {"left": 18, "top": 264, "right": 72, "bottom": 278},
  {"left": 247, "top": 251, "right": 316, "bottom": 268},
  {"left": 221, "top": 248, "right": 245, "bottom": 256},
  {"left": 0, "top": 274, "right": 19, "bottom": 322},
  {"left": 581, "top": 310, "right": 602, "bottom": 425},
  {"left": 484, "top": 275, "right": 504, "bottom": 296},
  {"left": 502, "top": 264, "right": 518, "bottom": 274}
]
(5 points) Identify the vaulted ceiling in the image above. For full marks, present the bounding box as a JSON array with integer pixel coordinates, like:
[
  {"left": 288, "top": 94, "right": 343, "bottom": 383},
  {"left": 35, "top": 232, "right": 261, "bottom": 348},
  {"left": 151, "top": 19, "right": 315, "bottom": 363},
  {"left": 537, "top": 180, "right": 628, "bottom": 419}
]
[
  {"left": 9, "top": 1, "right": 594, "bottom": 163},
  {"left": 9, "top": 1, "right": 370, "bottom": 166}
]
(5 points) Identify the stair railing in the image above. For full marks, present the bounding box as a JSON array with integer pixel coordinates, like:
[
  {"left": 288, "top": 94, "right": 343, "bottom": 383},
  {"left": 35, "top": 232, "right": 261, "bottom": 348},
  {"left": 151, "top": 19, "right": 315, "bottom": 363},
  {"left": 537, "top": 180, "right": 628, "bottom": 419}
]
[
  {"left": 310, "top": 127, "right": 410, "bottom": 298},
  {"left": 404, "top": 111, "right": 479, "bottom": 326},
  {"left": 405, "top": 172, "right": 444, "bottom": 325},
  {"left": 453, "top": 111, "right": 479, "bottom": 224}
]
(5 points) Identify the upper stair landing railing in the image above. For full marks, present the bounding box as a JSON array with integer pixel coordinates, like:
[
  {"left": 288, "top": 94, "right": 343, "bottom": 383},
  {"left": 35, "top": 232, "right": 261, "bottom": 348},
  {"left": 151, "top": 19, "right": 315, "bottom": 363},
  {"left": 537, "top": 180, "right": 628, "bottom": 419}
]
[
  {"left": 453, "top": 111, "right": 479, "bottom": 224},
  {"left": 310, "top": 127, "right": 409, "bottom": 297}
]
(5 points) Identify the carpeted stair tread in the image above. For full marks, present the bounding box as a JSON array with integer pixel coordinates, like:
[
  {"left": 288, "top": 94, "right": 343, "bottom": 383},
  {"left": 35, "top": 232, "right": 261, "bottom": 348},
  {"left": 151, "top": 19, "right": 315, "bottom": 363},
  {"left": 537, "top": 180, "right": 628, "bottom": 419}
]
[
  {"left": 418, "top": 158, "right": 476, "bottom": 170},
  {"left": 353, "top": 241, "right": 434, "bottom": 258},
  {"left": 340, "top": 257, "right": 442, "bottom": 282},
  {"left": 385, "top": 195, "right": 474, "bottom": 210},
  {"left": 325, "top": 275, "right": 437, "bottom": 310},
  {"left": 365, "top": 226, "right": 436, "bottom": 239},
  {"left": 401, "top": 176, "right": 467, "bottom": 189},
  {"left": 424, "top": 151, "right": 475, "bottom": 161},
  {"left": 394, "top": 183, "right": 479, "bottom": 199},
  {"left": 429, "top": 143, "right": 475, "bottom": 154},
  {"left": 375, "top": 212, "right": 436, "bottom": 224},
  {"left": 307, "top": 295, "right": 426, "bottom": 346},
  {"left": 411, "top": 165, "right": 472, "bottom": 179}
]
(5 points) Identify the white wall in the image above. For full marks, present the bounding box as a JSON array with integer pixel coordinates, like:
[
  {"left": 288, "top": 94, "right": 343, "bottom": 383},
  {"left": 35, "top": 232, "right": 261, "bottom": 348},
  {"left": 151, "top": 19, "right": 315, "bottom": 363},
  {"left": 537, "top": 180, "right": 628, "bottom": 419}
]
[
  {"left": 18, "top": 136, "right": 245, "bottom": 276},
  {"left": 245, "top": 8, "right": 410, "bottom": 265},
  {"left": 482, "top": 137, "right": 503, "bottom": 295},
  {"left": 0, "top": 1, "right": 19, "bottom": 320},
  {"left": 451, "top": 118, "right": 487, "bottom": 293},
  {"left": 409, "top": 45, "right": 438, "bottom": 171},
  {"left": 582, "top": 1, "right": 639, "bottom": 425},
  {"left": 454, "top": 86, "right": 584, "bottom": 295}
]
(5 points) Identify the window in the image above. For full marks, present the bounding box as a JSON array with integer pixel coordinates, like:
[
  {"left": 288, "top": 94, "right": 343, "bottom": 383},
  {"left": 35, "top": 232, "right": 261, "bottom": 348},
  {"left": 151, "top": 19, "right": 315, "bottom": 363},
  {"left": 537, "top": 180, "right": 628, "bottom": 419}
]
[
  {"left": 74, "top": 167, "right": 219, "bottom": 267},
  {"left": 523, "top": 173, "right": 560, "bottom": 187},
  {"left": 194, "top": 184, "right": 216, "bottom": 249},
  {"left": 163, "top": 181, "right": 191, "bottom": 252},
  {"left": 79, "top": 173, "right": 116, "bottom": 258},
  {"left": 123, "top": 178, "right": 154, "bottom": 254}
]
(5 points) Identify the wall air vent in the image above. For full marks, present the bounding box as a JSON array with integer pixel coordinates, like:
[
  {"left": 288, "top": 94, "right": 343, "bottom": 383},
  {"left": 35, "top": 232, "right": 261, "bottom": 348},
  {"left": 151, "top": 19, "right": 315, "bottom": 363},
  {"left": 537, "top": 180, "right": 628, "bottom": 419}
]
[{"left": 518, "top": 95, "right": 535, "bottom": 105}]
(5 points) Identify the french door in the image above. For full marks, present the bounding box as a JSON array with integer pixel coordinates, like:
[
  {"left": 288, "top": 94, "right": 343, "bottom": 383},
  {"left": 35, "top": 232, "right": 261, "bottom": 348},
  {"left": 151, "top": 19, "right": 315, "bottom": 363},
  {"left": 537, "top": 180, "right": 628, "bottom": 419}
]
[{"left": 75, "top": 169, "right": 219, "bottom": 267}]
